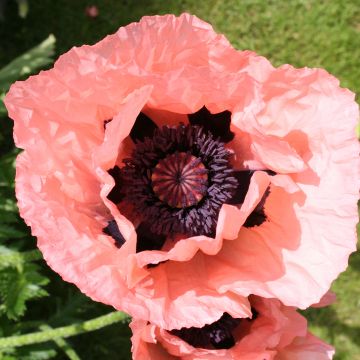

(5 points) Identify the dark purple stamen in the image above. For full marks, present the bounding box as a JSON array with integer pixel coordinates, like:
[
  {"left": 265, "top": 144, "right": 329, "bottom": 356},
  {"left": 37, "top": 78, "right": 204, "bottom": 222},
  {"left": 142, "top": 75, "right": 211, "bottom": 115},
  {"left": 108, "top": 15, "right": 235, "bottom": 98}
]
[
  {"left": 170, "top": 313, "right": 243, "bottom": 350},
  {"left": 121, "top": 124, "right": 238, "bottom": 237}
]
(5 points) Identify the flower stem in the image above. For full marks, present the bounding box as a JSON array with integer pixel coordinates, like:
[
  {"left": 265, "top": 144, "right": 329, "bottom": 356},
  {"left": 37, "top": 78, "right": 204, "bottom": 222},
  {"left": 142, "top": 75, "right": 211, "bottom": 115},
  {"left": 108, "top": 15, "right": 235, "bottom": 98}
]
[
  {"left": 0, "top": 311, "right": 129, "bottom": 349},
  {"left": 40, "top": 325, "right": 81, "bottom": 360}
]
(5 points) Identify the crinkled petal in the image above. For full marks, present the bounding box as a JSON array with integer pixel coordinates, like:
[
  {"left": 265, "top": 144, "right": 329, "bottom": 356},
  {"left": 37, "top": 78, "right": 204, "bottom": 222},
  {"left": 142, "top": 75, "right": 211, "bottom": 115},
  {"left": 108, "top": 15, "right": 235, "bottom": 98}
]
[
  {"left": 130, "top": 297, "right": 333, "bottom": 360},
  {"left": 207, "top": 65, "right": 359, "bottom": 308},
  {"left": 277, "top": 333, "right": 335, "bottom": 360},
  {"left": 130, "top": 259, "right": 251, "bottom": 329}
]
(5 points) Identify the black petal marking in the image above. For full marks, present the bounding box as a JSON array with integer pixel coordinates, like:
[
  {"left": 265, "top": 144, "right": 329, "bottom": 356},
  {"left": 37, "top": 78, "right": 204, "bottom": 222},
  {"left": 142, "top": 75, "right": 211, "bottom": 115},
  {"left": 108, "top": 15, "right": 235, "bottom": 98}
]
[
  {"left": 107, "top": 166, "right": 125, "bottom": 204},
  {"left": 135, "top": 222, "right": 167, "bottom": 253},
  {"left": 130, "top": 112, "right": 158, "bottom": 143},
  {"left": 103, "top": 220, "right": 125, "bottom": 248},
  {"left": 243, "top": 170, "right": 275, "bottom": 227},
  {"left": 188, "top": 106, "right": 234, "bottom": 143},
  {"left": 228, "top": 170, "right": 276, "bottom": 228},
  {"left": 244, "top": 188, "right": 270, "bottom": 228},
  {"left": 226, "top": 170, "right": 253, "bottom": 205}
]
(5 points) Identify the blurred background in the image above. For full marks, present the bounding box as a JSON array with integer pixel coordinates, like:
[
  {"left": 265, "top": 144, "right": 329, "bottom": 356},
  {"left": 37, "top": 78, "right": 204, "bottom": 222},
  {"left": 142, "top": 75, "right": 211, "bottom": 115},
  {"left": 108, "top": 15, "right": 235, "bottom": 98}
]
[{"left": 0, "top": 1, "right": 359, "bottom": 359}]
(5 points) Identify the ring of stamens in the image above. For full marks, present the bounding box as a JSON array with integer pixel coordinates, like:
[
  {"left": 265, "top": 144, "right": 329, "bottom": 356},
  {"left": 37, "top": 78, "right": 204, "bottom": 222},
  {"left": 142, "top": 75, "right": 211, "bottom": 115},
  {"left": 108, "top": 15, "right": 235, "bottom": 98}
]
[{"left": 121, "top": 124, "right": 237, "bottom": 237}]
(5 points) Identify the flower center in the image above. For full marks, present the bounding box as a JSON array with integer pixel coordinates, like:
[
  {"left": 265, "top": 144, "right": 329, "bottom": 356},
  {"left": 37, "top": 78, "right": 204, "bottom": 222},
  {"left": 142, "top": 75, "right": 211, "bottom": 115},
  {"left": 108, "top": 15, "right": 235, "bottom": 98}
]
[
  {"left": 105, "top": 109, "right": 272, "bottom": 252},
  {"left": 170, "top": 313, "right": 241, "bottom": 350},
  {"left": 151, "top": 152, "right": 208, "bottom": 208},
  {"left": 170, "top": 309, "right": 258, "bottom": 350},
  {"left": 120, "top": 124, "right": 238, "bottom": 237}
]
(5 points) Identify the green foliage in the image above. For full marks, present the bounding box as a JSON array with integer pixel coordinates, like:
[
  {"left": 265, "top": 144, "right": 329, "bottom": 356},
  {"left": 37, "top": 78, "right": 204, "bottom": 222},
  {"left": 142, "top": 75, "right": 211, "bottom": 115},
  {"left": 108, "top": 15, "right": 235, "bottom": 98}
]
[{"left": 0, "top": 263, "right": 49, "bottom": 320}]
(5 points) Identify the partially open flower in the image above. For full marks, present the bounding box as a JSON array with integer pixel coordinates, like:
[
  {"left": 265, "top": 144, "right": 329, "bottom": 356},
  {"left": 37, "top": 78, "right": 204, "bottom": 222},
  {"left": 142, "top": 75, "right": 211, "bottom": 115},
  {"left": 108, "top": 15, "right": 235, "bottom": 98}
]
[
  {"left": 5, "top": 14, "right": 359, "bottom": 329},
  {"left": 130, "top": 296, "right": 335, "bottom": 359}
]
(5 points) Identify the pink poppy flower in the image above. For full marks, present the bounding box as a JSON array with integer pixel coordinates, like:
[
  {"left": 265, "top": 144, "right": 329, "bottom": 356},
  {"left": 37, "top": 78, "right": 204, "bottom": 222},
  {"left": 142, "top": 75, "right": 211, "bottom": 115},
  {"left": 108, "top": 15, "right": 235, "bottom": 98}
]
[
  {"left": 130, "top": 296, "right": 335, "bottom": 359},
  {"left": 5, "top": 14, "right": 359, "bottom": 329}
]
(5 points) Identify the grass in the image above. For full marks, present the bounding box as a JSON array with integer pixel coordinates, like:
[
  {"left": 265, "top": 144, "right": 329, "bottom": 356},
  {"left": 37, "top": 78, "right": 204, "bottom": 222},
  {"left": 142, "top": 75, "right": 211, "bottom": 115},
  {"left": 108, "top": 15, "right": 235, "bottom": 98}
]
[{"left": 0, "top": 1, "right": 359, "bottom": 359}]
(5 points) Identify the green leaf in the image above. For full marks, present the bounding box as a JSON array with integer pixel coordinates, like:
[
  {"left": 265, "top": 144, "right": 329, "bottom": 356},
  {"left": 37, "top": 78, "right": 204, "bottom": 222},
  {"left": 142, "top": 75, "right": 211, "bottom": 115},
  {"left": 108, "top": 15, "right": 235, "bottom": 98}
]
[
  {"left": 0, "top": 225, "right": 27, "bottom": 240},
  {"left": 0, "top": 264, "right": 49, "bottom": 320},
  {"left": 0, "top": 34, "right": 56, "bottom": 91},
  {"left": 0, "top": 248, "right": 42, "bottom": 270},
  {"left": 0, "top": 151, "right": 16, "bottom": 189},
  {"left": 0, "top": 199, "right": 18, "bottom": 214},
  {"left": 0, "top": 210, "right": 18, "bottom": 224},
  {"left": 0, "top": 93, "right": 6, "bottom": 117}
]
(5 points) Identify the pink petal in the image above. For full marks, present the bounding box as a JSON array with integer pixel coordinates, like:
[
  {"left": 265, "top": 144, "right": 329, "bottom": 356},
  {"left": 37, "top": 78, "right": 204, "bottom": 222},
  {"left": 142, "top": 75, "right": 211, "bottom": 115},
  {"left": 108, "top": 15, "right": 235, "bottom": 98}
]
[
  {"left": 278, "top": 333, "right": 335, "bottom": 360},
  {"left": 311, "top": 291, "right": 336, "bottom": 308},
  {"left": 130, "top": 297, "right": 333, "bottom": 359}
]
